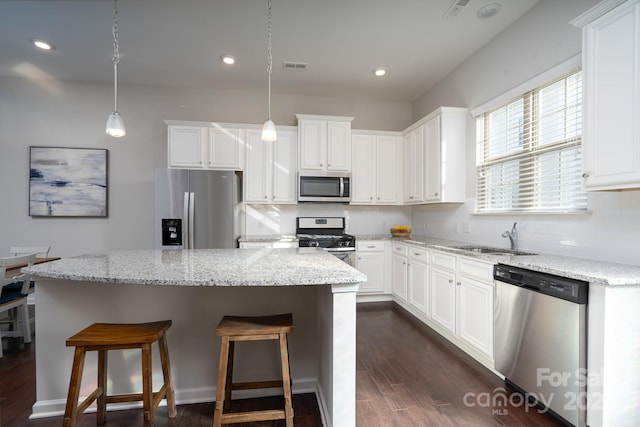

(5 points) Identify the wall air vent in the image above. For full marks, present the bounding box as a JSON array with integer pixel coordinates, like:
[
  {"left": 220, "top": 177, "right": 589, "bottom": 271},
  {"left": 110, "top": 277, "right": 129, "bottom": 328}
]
[
  {"left": 443, "top": 0, "right": 471, "bottom": 19},
  {"left": 283, "top": 61, "right": 308, "bottom": 70}
]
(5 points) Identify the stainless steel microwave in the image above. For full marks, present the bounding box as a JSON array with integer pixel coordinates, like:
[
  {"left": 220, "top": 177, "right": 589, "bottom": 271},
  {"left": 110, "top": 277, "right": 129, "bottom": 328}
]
[{"left": 298, "top": 172, "right": 351, "bottom": 202}]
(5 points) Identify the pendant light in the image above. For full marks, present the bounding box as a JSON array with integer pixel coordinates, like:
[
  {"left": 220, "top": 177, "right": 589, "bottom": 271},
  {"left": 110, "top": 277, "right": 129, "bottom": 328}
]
[
  {"left": 106, "top": 0, "right": 125, "bottom": 138},
  {"left": 261, "top": 0, "right": 277, "bottom": 142}
]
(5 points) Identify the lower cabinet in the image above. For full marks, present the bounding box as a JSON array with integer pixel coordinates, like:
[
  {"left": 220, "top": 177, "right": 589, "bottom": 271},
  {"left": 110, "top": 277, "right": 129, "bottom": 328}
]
[
  {"left": 356, "top": 241, "right": 387, "bottom": 294},
  {"left": 430, "top": 265, "right": 456, "bottom": 334},
  {"left": 407, "top": 247, "right": 430, "bottom": 317},
  {"left": 389, "top": 242, "right": 495, "bottom": 369},
  {"left": 391, "top": 243, "right": 408, "bottom": 301},
  {"left": 457, "top": 256, "right": 495, "bottom": 359},
  {"left": 239, "top": 241, "right": 297, "bottom": 249}
]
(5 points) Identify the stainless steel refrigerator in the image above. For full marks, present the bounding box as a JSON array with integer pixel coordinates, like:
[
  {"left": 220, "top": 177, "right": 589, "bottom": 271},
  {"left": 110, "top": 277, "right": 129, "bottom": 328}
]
[{"left": 154, "top": 169, "right": 242, "bottom": 249}]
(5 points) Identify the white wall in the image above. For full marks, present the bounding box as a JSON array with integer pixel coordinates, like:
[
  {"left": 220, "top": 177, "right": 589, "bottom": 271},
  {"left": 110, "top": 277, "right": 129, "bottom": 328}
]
[
  {"left": 0, "top": 75, "right": 412, "bottom": 257},
  {"left": 411, "top": 0, "right": 640, "bottom": 266}
]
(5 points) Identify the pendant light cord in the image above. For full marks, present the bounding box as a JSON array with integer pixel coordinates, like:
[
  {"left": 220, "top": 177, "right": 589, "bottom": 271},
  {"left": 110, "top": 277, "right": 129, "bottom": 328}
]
[
  {"left": 112, "top": 0, "right": 120, "bottom": 113},
  {"left": 267, "top": 0, "right": 272, "bottom": 120}
]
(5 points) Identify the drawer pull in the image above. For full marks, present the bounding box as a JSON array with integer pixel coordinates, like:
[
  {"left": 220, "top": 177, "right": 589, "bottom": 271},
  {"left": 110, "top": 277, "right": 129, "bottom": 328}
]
[{"left": 367, "top": 245, "right": 376, "bottom": 249}]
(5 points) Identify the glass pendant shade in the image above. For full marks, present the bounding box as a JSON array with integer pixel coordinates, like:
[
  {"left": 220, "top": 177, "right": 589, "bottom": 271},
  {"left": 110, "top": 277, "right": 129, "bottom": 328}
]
[
  {"left": 106, "top": 111, "right": 126, "bottom": 137},
  {"left": 261, "top": 119, "right": 277, "bottom": 142}
]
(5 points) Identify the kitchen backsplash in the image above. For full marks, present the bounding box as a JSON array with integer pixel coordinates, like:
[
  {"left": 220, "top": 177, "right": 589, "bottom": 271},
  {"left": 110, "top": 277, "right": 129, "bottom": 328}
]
[
  {"left": 243, "top": 204, "right": 412, "bottom": 237},
  {"left": 412, "top": 191, "right": 640, "bottom": 266}
]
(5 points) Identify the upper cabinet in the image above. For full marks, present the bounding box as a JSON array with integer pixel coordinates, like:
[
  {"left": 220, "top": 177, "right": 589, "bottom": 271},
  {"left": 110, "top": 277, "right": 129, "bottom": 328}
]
[
  {"left": 165, "top": 121, "right": 244, "bottom": 170},
  {"left": 245, "top": 128, "right": 297, "bottom": 204},
  {"left": 403, "top": 125, "right": 425, "bottom": 204},
  {"left": 351, "top": 131, "right": 403, "bottom": 205},
  {"left": 572, "top": 0, "right": 640, "bottom": 191},
  {"left": 296, "top": 114, "right": 354, "bottom": 172},
  {"left": 403, "top": 107, "right": 467, "bottom": 204},
  {"left": 166, "top": 124, "right": 208, "bottom": 169}
]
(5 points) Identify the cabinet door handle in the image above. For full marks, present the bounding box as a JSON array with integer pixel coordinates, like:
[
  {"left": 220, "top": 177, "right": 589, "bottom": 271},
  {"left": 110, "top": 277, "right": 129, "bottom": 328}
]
[
  {"left": 414, "top": 252, "right": 420, "bottom": 256},
  {"left": 456, "top": 281, "right": 461, "bottom": 286},
  {"left": 435, "top": 192, "right": 438, "bottom": 196},
  {"left": 582, "top": 172, "right": 590, "bottom": 178},
  {"left": 448, "top": 279, "right": 453, "bottom": 283}
]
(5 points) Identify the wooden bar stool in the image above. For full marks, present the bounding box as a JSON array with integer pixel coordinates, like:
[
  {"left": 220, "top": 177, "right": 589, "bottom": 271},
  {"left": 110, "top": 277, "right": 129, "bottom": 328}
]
[
  {"left": 213, "top": 313, "right": 294, "bottom": 427},
  {"left": 62, "top": 320, "right": 177, "bottom": 427}
]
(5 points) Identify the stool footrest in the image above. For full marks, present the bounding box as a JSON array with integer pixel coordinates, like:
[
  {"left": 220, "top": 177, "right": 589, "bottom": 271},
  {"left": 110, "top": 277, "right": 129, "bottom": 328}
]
[
  {"left": 232, "top": 380, "right": 284, "bottom": 390},
  {"left": 77, "top": 388, "right": 104, "bottom": 415},
  {"left": 222, "top": 409, "right": 286, "bottom": 423}
]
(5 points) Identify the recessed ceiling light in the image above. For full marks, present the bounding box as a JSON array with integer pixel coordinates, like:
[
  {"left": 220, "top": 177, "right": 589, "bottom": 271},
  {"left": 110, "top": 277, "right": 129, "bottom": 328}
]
[
  {"left": 477, "top": 3, "right": 501, "bottom": 19},
  {"left": 221, "top": 55, "right": 236, "bottom": 65},
  {"left": 373, "top": 68, "right": 387, "bottom": 77},
  {"left": 31, "top": 39, "right": 55, "bottom": 50}
]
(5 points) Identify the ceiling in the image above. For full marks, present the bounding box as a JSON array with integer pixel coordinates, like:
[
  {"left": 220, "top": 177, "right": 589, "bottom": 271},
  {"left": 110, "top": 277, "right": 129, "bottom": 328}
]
[{"left": 0, "top": 0, "right": 539, "bottom": 103}]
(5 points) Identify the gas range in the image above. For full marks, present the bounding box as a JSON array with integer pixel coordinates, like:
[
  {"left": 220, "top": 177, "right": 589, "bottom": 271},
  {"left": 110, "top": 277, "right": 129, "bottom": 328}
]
[{"left": 296, "top": 217, "right": 356, "bottom": 252}]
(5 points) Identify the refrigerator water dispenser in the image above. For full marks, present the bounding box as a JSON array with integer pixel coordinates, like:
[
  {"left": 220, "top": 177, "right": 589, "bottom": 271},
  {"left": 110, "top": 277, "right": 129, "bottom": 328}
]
[{"left": 161, "top": 218, "right": 182, "bottom": 246}]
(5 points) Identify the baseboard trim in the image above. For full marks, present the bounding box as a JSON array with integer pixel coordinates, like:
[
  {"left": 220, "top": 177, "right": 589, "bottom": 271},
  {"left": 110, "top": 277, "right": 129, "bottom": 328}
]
[{"left": 30, "top": 377, "right": 320, "bottom": 419}]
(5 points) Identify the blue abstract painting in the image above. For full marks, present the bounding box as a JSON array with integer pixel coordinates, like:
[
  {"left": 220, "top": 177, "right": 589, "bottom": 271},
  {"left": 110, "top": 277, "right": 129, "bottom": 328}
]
[{"left": 29, "top": 147, "right": 108, "bottom": 217}]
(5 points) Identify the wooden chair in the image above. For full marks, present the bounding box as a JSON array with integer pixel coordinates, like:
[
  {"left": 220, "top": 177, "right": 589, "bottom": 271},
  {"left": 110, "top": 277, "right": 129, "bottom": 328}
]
[
  {"left": 213, "top": 313, "right": 294, "bottom": 427},
  {"left": 10, "top": 246, "right": 51, "bottom": 257},
  {"left": 0, "top": 253, "right": 36, "bottom": 358},
  {"left": 63, "top": 321, "right": 177, "bottom": 427}
]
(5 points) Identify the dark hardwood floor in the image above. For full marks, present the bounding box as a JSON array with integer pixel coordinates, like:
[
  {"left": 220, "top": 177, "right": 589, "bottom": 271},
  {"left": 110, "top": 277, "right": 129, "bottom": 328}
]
[{"left": 0, "top": 303, "right": 562, "bottom": 426}]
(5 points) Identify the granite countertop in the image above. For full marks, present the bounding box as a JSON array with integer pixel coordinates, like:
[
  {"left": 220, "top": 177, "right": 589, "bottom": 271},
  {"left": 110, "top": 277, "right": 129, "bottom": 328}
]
[
  {"left": 356, "top": 234, "right": 640, "bottom": 286},
  {"left": 23, "top": 248, "right": 366, "bottom": 287}
]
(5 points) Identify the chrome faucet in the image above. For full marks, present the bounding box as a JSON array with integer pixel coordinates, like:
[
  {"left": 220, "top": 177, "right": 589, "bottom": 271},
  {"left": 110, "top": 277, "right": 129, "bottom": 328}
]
[{"left": 502, "top": 222, "right": 518, "bottom": 251}]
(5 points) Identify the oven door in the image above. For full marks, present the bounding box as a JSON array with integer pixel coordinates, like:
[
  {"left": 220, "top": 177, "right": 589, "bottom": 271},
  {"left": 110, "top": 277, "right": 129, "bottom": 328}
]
[{"left": 326, "top": 250, "right": 356, "bottom": 266}]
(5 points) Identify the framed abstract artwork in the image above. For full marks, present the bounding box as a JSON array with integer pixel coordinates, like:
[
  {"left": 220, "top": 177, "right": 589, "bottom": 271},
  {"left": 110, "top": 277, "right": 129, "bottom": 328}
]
[{"left": 29, "top": 146, "right": 108, "bottom": 217}]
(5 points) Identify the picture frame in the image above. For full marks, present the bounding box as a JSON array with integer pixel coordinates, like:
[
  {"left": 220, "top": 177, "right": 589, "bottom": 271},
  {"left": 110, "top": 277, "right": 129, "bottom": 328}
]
[{"left": 29, "top": 146, "right": 108, "bottom": 217}]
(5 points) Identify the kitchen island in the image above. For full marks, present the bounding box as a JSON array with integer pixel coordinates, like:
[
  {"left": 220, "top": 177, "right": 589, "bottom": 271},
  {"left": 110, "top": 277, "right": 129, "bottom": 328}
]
[{"left": 24, "top": 248, "right": 365, "bottom": 427}]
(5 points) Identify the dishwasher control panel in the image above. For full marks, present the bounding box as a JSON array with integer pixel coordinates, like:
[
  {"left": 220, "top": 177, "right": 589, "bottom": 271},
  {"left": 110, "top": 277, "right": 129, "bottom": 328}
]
[{"left": 494, "top": 264, "right": 588, "bottom": 304}]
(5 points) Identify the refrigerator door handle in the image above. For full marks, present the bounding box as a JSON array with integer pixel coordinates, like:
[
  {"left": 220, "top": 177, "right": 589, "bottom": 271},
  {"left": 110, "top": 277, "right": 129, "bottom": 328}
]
[
  {"left": 183, "top": 192, "right": 190, "bottom": 249},
  {"left": 188, "top": 192, "right": 195, "bottom": 249}
]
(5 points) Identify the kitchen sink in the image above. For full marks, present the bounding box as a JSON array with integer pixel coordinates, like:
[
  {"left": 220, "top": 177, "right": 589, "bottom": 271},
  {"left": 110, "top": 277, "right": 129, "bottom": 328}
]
[{"left": 452, "top": 245, "right": 537, "bottom": 256}]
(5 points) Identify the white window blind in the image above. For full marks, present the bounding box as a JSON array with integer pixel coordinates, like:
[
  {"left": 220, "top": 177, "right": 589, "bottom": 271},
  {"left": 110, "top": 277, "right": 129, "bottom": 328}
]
[{"left": 475, "top": 69, "right": 587, "bottom": 213}]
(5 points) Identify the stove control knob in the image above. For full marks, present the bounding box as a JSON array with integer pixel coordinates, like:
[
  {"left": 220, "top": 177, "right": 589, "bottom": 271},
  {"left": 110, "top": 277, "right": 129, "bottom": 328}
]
[{"left": 311, "top": 241, "right": 319, "bottom": 247}]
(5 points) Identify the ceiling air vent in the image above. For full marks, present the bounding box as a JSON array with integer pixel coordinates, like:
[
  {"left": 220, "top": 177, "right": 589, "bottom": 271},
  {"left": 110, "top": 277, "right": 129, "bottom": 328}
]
[
  {"left": 443, "top": 0, "right": 471, "bottom": 19},
  {"left": 283, "top": 61, "right": 308, "bottom": 71}
]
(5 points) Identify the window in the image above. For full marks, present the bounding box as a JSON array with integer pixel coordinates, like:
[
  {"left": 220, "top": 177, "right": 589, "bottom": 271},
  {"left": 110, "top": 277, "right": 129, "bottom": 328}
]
[{"left": 475, "top": 69, "right": 587, "bottom": 213}]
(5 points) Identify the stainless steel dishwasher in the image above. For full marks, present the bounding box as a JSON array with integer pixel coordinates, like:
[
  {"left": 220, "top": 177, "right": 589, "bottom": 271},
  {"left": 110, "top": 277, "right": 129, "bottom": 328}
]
[{"left": 494, "top": 264, "right": 588, "bottom": 427}]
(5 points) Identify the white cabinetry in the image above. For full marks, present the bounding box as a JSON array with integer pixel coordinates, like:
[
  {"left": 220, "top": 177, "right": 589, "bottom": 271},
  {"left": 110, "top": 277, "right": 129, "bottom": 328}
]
[
  {"left": 403, "top": 126, "right": 425, "bottom": 203},
  {"left": 166, "top": 121, "right": 244, "bottom": 170},
  {"left": 239, "top": 241, "right": 297, "bottom": 249},
  {"left": 430, "top": 251, "right": 457, "bottom": 334},
  {"left": 403, "top": 107, "right": 467, "bottom": 204},
  {"left": 297, "top": 114, "right": 354, "bottom": 172},
  {"left": 391, "top": 243, "right": 408, "bottom": 301},
  {"left": 407, "top": 247, "right": 430, "bottom": 317},
  {"left": 245, "top": 128, "right": 297, "bottom": 204},
  {"left": 389, "top": 243, "right": 495, "bottom": 368},
  {"left": 572, "top": 0, "right": 640, "bottom": 191},
  {"left": 351, "top": 131, "right": 402, "bottom": 205},
  {"left": 456, "top": 256, "right": 494, "bottom": 359},
  {"left": 356, "top": 240, "right": 388, "bottom": 294},
  {"left": 208, "top": 128, "right": 244, "bottom": 170},
  {"left": 167, "top": 125, "right": 207, "bottom": 168}
]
